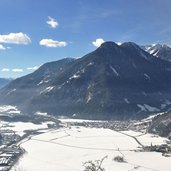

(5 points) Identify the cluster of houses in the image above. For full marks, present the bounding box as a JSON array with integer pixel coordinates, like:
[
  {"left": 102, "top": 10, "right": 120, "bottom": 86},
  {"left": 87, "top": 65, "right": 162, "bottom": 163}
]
[
  {"left": 143, "top": 143, "right": 171, "bottom": 156},
  {"left": 65, "top": 120, "right": 133, "bottom": 131},
  {"left": 0, "top": 129, "right": 23, "bottom": 171},
  {"left": 0, "top": 145, "right": 23, "bottom": 171}
]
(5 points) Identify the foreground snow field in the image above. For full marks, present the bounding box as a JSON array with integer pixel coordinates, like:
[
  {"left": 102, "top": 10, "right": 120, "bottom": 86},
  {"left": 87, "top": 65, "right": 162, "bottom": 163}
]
[{"left": 11, "top": 124, "right": 170, "bottom": 171}]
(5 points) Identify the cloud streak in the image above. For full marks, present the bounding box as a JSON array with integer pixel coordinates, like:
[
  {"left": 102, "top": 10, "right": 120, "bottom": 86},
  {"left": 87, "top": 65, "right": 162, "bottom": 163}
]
[
  {"left": 12, "top": 69, "right": 23, "bottom": 72},
  {"left": 39, "top": 39, "right": 67, "bottom": 48},
  {"left": 47, "top": 16, "right": 59, "bottom": 29},
  {"left": 0, "top": 44, "right": 6, "bottom": 50},
  {"left": 1, "top": 68, "right": 10, "bottom": 72},
  {"left": 0, "top": 32, "right": 31, "bottom": 45}
]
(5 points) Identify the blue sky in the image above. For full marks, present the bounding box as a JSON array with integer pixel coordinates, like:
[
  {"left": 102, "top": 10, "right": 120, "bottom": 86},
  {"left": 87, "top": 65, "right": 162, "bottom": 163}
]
[{"left": 0, "top": 0, "right": 171, "bottom": 78}]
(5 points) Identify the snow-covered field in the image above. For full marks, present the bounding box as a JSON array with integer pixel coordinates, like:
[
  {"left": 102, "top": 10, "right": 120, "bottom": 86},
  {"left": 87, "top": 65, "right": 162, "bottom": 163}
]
[
  {"left": 5, "top": 122, "right": 53, "bottom": 136},
  {"left": 11, "top": 126, "right": 171, "bottom": 171},
  {"left": 0, "top": 121, "right": 53, "bottom": 136}
]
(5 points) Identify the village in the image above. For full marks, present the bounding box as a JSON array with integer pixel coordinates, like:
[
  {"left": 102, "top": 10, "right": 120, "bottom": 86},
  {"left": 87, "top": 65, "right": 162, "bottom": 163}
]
[{"left": 0, "top": 129, "right": 23, "bottom": 171}]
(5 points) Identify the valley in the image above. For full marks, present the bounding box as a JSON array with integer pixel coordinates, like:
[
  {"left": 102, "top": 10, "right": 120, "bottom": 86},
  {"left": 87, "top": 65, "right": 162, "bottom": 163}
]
[
  {"left": 10, "top": 119, "right": 171, "bottom": 171},
  {"left": 1, "top": 1, "right": 171, "bottom": 170},
  {"left": 0, "top": 108, "right": 170, "bottom": 171}
]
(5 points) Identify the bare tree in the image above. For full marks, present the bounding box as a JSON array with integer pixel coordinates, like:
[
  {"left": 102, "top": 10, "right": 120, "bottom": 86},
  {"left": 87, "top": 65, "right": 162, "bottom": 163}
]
[{"left": 83, "top": 156, "right": 107, "bottom": 171}]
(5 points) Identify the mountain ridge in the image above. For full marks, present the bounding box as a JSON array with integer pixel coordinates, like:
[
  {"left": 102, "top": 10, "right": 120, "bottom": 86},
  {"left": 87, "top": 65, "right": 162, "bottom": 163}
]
[
  {"left": 141, "top": 43, "right": 171, "bottom": 61},
  {"left": 1, "top": 41, "right": 171, "bottom": 120}
]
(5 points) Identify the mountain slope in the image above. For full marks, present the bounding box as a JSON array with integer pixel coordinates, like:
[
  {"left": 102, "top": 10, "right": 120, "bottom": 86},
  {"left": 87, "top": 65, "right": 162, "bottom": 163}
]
[
  {"left": 0, "top": 78, "right": 12, "bottom": 89},
  {"left": 142, "top": 44, "right": 171, "bottom": 61},
  {"left": 1, "top": 42, "right": 171, "bottom": 119},
  {"left": 148, "top": 111, "right": 171, "bottom": 138},
  {"left": 0, "top": 58, "right": 75, "bottom": 105}
]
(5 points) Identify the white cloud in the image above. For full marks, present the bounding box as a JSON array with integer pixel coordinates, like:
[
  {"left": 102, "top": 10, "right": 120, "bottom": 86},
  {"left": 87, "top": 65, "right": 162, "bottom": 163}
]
[
  {"left": 92, "top": 38, "right": 105, "bottom": 47},
  {"left": 47, "top": 16, "right": 59, "bottom": 29},
  {"left": 0, "top": 32, "right": 31, "bottom": 44},
  {"left": 12, "top": 69, "right": 23, "bottom": 72},
  {"left": 0, "top": 44, "right": 6, "bottom": 50},
  {"left": 1, "top": 68, "right": 10, "bottom": 72},
  {"left": 27, "top": 66, "right": 39, "bottom": 70},
  {"left": 39, "top": 39, "right": 67, "bottom": 48}
]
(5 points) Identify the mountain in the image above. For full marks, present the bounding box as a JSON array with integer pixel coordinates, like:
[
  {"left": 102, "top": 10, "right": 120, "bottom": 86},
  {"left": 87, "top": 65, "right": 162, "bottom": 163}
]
[
  {"left": 0, "top": 58, "right": 75, "bottom": 106},
  {"left": 0, "top": 78, "right": 13, "bottom": 89},
  {"left": 148, "top": 111, "right": 171, "bottom": 138},
  {"left": 1, "top": 42, "right": 171, "bottom": 120},
  {"left": 142, "top": 44, "right": 171, "bottom": 61}
]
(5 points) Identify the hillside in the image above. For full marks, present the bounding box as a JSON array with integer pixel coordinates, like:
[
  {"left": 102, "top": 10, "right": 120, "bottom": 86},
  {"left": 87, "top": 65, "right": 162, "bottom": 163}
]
[{"left": 1, "top": 42, "right": 171, "bottom": 119}]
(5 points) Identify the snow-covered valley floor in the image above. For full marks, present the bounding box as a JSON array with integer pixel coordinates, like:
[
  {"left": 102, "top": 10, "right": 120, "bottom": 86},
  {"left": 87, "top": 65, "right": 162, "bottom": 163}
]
[{"left": 11, "top": 122, "right": 171, "bottom": 171}]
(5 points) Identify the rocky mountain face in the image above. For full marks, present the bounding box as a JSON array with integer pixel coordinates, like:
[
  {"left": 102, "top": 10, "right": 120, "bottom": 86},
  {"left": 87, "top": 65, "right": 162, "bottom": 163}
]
[
  {"left": 1, "top": 42, "right": 171, "bottom": 120},
  {"left": 0, "top": 78, "right": 12, "bottom": 89},
  {"left": 142, "top": 44, "right": 171, "bottom": 61},
  {"left": 148, "top": 111, "right": 171, "bottom": 138}
]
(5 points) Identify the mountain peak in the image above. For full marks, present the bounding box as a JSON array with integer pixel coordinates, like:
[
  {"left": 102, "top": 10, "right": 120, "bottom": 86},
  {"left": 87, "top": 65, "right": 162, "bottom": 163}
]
[
  {"left": 99, "top": 41, "right": 119, "bottom": 48},
  {"left": 142, "top": 43, "right": 171, "bottom": 61},
  {"left": 121, "top": 42, "right": 141, "bottom": 49}
]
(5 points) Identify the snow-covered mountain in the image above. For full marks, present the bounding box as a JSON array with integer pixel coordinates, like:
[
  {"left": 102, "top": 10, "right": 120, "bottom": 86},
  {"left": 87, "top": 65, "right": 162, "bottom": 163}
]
[
  {"left": 141, "top": 44, "right": 171, "bottom": 61},
  {"left": 1, "top": 42, "right": 171, "bottom": 120}
]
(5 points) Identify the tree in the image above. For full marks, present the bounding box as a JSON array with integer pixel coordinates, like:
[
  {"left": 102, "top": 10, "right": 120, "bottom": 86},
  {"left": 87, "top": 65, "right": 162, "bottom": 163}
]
[
  {"left": 113, "top": 155, "right": 126, "bottom": 163},
  {"left": 83, "top": 156, "right": 107, "bottom": 171}
]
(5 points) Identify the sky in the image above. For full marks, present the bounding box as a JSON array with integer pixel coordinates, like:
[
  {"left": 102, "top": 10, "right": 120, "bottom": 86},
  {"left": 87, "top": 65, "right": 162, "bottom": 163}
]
[{"left": 0, "top": 0, "right": 171, "bottom": 78}]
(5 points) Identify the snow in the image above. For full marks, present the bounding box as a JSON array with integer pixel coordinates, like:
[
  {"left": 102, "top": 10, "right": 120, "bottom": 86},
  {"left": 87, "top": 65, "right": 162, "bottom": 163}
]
[
  {"left": 5, "top": 122, "right": 51, "bottom": 136},
  {"left": 87, "top": 62, "right": 94, "bottom": 66},
  {"left": 0, "top": 105, "right": 21, "bottom": 114},
  {"left": 149, "top": 49, "right": 156, "bottom": 54},
  {"left": 124, "top": 98, "right": 130, "bottom": 104},
  {"left": 142, "top": 112, "right": 165, "bottom": 122},
  {"left": 138, "top": 133, "right": 167, "bottom": 146},
  {"left": 35, "top": 111, "right": 48, "bottom": 116},
  {"left": 153, "top": 50, "right": 159, "bottom": 57},
  {"left": 137, "top": 104, "right": 159, "bottom": 112},
  {"left": 69, "top": 74, "right": 80, "bottom": 80},
  {"left": 137, "top": 104, "right": 147, "bottom": 111},
  {"left": 86, "top": 92, "right": 92, "bottom": 103},
  {"left": 144, "top": 73, "right": 150, "bottom": 79},
  {"left": 40, "top": 86, "right": 54, "bottom": 94},
  {"left": 144, "top": 104, "right": 159, "bottom": 112},
  {"left": 7, "top": 110, "right": 21, "bottom": 114},
  {"left": 37, "top": 80, "right": 44, "bottom": 86},
  {"left": 116, "top": 42, "right": 122, "bottom": 46},
  {"left": 12, "top": 127, "right": 171, "bottom": 171},
  {"left": 37, "top": 79, "right": 50, "bottom": 86},
  {"left": 7, "top": 89, "right": 16, "bottom": 95},
  {"left": 161, "top": 100, "right": 171, "bottom": 109},
  {"left": 59, "top": 118, "right": 105, "bottom": 123},
  {"left": 110, "top": 65, "right": 119, "bottom": 76}
]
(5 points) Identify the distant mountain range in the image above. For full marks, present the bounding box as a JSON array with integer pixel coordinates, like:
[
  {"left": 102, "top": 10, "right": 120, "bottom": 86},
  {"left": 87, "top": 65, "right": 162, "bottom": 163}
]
[
  {"left": 141, "top": 44, "right": 171, "bottom": 61},
  {"left": 0, "top": 78, "right": 13, "bottom": 89},
  {"left": 1, "top": 42, "right": 171, "bottom": 120}
]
